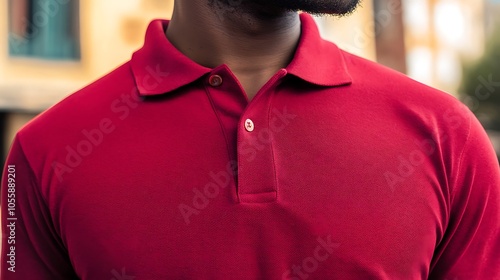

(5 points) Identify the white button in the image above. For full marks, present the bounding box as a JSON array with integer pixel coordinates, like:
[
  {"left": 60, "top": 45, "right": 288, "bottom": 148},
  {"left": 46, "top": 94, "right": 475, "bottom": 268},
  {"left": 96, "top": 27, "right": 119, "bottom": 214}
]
[{"left": 244, "top": 119, "right": 254, "bottom": 132}]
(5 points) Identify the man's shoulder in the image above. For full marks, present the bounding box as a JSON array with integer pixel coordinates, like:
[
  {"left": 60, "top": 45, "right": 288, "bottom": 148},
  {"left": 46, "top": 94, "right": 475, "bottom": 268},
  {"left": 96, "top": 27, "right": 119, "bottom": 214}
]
[
  {"left": 14, "top": 61, "right": 139, "bottom": 163},
  {"left": 336, "top": 48, "right": 476, "bottom": 148},
  {"left": 18, "top": 62, "right": 134, "bottom": 138},
  {"left": 339, "top": 48, "right": 466, "bottom": 113}
]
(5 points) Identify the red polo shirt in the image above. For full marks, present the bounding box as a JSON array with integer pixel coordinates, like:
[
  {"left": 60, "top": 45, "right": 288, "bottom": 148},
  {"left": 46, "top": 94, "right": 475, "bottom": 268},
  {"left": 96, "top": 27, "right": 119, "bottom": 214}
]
[{"left": 2, "top": 13, "right": 499, "bottom": 279}]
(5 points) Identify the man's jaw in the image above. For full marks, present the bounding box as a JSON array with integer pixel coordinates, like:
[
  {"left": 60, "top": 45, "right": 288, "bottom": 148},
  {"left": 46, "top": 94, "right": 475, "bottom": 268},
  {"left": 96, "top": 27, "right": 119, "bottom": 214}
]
[{"left": 209, "top": 0, "right": 361, "bottom": 17}]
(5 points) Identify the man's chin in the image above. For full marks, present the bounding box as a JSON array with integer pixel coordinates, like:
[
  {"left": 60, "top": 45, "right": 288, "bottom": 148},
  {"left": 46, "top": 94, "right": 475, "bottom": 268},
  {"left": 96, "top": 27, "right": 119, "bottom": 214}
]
[{"left": 248, "top": 0, "right": 361, "bottom": 16}]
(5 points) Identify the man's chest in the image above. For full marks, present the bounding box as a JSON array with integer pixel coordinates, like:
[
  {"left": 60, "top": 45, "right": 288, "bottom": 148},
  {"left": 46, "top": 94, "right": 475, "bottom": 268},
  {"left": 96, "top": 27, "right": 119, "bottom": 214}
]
[{"left": 50, "top": 101, "right": 444, "bottom": 279}]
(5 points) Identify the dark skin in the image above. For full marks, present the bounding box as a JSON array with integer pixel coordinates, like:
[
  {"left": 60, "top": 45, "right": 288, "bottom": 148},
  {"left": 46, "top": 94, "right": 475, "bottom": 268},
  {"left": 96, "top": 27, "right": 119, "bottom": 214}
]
[{"left": 166, "top": 0, "right": 360, "bottom": 100}]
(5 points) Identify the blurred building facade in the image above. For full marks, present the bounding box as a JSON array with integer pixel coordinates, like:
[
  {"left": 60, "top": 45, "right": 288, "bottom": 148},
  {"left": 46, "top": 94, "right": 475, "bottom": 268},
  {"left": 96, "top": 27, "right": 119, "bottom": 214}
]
[
  {"left": 403, "top": 0, "right": 486, "bottom": 93},
  {"left": 0, "top": 0, "right": 495, "bottom": 160},
  {"left": 486, "top": 0, "right": 500, "bottom": 33}
]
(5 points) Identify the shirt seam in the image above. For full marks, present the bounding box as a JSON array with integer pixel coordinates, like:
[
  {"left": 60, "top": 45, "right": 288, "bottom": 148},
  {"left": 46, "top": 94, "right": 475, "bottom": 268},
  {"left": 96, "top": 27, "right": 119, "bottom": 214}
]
[
  {"left": 268, "top": 89, "right": 279, "bottom": 201},
  {"left": 451, "top": 112, "right": 472, "bottom": 203},
  {"left": 15, "top": 133, "right": 50, "bottom": 209},
  {"left": 202, "top": 82, "right": 235, "bottom": 178}
]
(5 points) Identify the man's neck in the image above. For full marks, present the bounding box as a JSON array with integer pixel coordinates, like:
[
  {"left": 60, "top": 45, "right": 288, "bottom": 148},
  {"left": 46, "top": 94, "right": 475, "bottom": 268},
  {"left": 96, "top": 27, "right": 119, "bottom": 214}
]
[{"left": 166, "top": 1, "right": 301, "bottom": 100}]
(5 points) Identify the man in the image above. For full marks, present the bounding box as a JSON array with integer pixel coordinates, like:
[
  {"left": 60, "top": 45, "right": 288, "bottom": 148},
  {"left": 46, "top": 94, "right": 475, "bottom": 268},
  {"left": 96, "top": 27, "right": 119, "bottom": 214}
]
[{"left": 1, "top": 0, "right": 499, "bottom": 279}]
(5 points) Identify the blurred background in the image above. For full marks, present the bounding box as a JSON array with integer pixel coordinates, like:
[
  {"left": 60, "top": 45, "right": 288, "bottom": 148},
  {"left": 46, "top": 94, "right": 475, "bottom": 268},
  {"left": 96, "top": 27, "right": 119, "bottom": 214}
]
[{"left": 0, "top": 0, "right": 499, "bottom": 163}]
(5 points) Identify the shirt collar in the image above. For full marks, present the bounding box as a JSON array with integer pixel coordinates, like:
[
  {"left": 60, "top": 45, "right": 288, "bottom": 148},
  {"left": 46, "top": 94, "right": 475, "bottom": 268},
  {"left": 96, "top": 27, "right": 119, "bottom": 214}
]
[
  {"left": 287, "top": 13, "right": 352, "bottom": 87},
  {"left": 130, "top": 20, "right": 211, "bottom": 96},
  {"left": 131, "top": 13, "right": 352, "bottom": 96}
]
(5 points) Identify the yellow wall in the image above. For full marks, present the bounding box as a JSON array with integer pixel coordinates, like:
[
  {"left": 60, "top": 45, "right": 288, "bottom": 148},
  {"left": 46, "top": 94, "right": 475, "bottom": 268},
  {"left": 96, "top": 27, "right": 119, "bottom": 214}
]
[
  {"left": 0, "top": 0, "right": 174, "bottom": 146},
  {"left": 0, "top": 0, "right": 174, "bottom": 112}
]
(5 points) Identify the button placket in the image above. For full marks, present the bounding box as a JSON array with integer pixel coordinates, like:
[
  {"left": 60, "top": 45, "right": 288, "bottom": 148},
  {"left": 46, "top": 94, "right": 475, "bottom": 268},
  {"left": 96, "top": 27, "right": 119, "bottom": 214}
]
[
  {"left": 206, "top": 67, "right": 286, "bottom": 203},
  {"left": 236, "top": 70, "right": 288, "bottom": 203},
  {"left": 237, "top": 109, "right": 283, "bottom": 202}
]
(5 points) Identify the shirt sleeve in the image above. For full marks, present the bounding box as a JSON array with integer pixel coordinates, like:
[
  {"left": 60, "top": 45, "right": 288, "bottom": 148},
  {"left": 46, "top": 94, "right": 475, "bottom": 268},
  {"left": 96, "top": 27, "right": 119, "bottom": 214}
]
[
  {"left": 429, "top": 114, "right": 500, "bottom": 279},
  {"left": 1, "top": 135, "right": 78, "bottom": 279}
]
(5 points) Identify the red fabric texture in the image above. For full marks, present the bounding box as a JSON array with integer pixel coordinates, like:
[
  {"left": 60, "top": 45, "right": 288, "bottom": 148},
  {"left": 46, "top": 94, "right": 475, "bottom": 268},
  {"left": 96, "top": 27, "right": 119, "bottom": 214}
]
[{"left": 1, "top": 14, "right": 499, "bottom": 279}]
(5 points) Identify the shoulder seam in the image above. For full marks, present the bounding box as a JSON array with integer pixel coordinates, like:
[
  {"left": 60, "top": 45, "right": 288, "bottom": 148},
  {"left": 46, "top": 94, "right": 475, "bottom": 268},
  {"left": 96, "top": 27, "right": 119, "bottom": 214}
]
[
  {"left": 451, "top": 111, "right": 473, "bottom": 202},
  {"left": 15, "top": 133, "right": 51, "bottom": 208}
]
